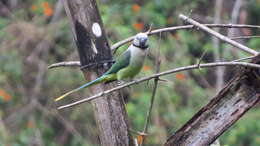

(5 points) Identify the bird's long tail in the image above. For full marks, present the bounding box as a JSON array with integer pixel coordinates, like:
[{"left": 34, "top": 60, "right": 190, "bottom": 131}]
[{"left": 55, "top": 74, "right": 115, "bottom": 101}]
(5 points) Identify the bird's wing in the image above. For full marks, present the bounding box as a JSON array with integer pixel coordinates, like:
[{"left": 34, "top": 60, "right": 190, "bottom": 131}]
[{"left": 105, "top": 49, "right": 131, "bottom": 74}]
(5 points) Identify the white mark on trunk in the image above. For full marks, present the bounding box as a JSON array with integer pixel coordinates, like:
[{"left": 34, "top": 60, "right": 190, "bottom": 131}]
[
  {"left": 92, "top": 23, "right": 102, "bottom": 37},
  {"left": 91, "top": 41, "right": 98, "bottom": 54}
]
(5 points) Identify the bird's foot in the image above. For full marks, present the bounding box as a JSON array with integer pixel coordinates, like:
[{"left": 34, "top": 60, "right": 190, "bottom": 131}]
[{"left": 117, "top": 80, "right": 125, "bottom": 85}]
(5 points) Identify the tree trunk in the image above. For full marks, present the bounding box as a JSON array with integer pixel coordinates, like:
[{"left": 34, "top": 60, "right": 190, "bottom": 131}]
[
  {"left": 62, "top": 0, "right": 132, "bottom": 145},
  {"left": 165, "top": 54, "right": 260, "bottom": 146}
]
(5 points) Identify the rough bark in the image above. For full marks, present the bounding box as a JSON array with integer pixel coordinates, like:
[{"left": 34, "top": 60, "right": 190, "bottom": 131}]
[
  {"left": 62, "top": 0, "right": 132, "bottom": 145},
  {"left": 165, "top": 54, "right": 260, "bottom": 146}
]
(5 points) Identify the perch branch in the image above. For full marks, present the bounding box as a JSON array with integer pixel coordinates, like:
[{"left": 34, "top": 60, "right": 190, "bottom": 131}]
[
  {"left": 57, "top": 61, "right": 260, "bottom": 110},
  {"left": 179, "top": 14, "right": 258, "bottom": 55}
]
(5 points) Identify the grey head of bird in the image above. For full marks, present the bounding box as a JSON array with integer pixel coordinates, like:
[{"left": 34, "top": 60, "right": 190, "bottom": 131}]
[{"left": 133, "top": 33, "right": 149, "bottom": 50}]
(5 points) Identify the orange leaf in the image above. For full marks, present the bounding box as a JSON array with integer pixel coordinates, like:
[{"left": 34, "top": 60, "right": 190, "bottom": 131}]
[
  {"left": 142, "top": 65, "right": 152, "bottom": 72},
  {"left": 42, "top": 2, "right": 50, "bottom": 9},
  {"left": 171, "top": 33, "right": 180, "bottom": 40},
  {"left": 31, "top": 5, "right": 37, "bottom": 11},
  {"left": 0, "top": 89, "right": 11, "bottom": 102},
  {"left": 167, "top": 17, "right": 174, "bottom": 24},
  {"left": 137, "top": 135, "right": 144, "bottom": 145},
  {"left": 175, "top": 73, "right": 186, "bottom": 81},
  {"left": 44, "top": 8, "right": 53, "bottom": 17},
  {"left": 256, "top": 137, "right": 260, "bottom": 144},
  {"left": 42, "top": 2, "right": 53, "bottom": 17},
  {"left": 133, "top": 22, "right": 144, "bottom": 31},
  {"left": 132, "top": 92, "right": 141, "bottom": 98},
  {"left": 132, "top": 4, "right": 141, "bottom": 13},
  {"left": 27, "top": 121, "right": 34, "bottom": 129}
]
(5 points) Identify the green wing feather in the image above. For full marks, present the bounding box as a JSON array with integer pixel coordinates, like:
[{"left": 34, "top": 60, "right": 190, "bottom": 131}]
[
  {"left": 105, "top": 50, "right": 131, "bottom": 75},
  {"left": 54, "top": 50, "right": 130, "bottom": 102}
]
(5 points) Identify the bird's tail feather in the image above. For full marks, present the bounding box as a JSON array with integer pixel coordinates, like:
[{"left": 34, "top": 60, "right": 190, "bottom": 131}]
[{"left": 55, "top": 75, "right": 109, "bottom": 102}]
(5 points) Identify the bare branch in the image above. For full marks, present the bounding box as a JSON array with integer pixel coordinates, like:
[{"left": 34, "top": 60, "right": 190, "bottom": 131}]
[
  {"left": 231, "top": 35, "right": 260, "bottom": 40},
  {"left": 48, "top": 61, "right": 81, "bottom": 69},
  {"left": 232, "top": 56, "right": 255, "bottom": 62},
  {"left": 179, "top": 14, "right": 258, "bottom": 55},
  {"left": 57, "top": 61, "right": 260, "bottom": 110},
  {"left": 112, "top": 24, "right": 260, "bottom": 52}
]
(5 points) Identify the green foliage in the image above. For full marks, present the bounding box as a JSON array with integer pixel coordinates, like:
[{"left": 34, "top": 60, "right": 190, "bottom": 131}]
[{"left": 0, "top": 0, "right": 259, "bottom": 145}]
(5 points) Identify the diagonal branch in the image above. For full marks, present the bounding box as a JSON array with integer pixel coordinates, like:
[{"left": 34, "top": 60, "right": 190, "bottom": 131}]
[
  {"left": 179, "top": 14, "right": 258, "bottom": 55},
  {"left": 164, "top": 55, "right": 260, "bottom": 146},
  {"left": 57, "top": 61, "right": 260, "bottom": 110}
]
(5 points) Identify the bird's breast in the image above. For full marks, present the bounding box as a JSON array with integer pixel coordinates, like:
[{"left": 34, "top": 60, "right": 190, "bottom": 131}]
[
  {"left": 117, "top": 45, "right": 148, "bottom": 80},
  {"left": 129, "top": 46, "right": 148, "bottom": 73}
]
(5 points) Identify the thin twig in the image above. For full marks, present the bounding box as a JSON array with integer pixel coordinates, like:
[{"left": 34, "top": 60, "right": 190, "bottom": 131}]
[
  {"left": 140, "top": 33, "right": 162, "bottom": 146},
  {"left": 231, "top": 35, "right": 260, "bottom": 40},
  {"left": 57, "top": 61, "right": 260, "bottom": 110},
  {"left": 146, "top": 24, "right": 153, "bottom": 34},
  {"left": 129, "top": 128, "right": 150, "bottom": 136},
  {"left": 198, "top": 48, "right": 208, "bottom": 66},
  {"left": 80, "top": 59, "right": 115, "bottom": 70},
  {"left": 48, "top": 61, "right": 81, "bottom": 69},
  {"left": 232, "top": 56, "right": 255, "bottom": 62},
  {"left": 179, "top": 14, "right": 259, "bottom": 55}
]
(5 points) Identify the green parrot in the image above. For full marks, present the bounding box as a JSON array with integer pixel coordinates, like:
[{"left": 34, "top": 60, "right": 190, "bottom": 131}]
[{"left": 55, "top": 32, "right": 149, "bottom": 101}]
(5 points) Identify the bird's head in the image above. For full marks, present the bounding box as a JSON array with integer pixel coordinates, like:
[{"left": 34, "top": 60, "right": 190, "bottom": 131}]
[{"left": 133, "top": 33, "right": 149, "bottom": 49}]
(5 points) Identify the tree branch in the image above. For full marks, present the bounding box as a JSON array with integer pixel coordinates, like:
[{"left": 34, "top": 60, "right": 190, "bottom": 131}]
[
  {"left": 179, "top": 14, "right": 258, "bottom": 55},
  {"left": 48, "top": 61, "right": 80, "bottom": 69},
  {"left": 231, "top": 35, "right": 260, "bottom": 40},
  {"left": 112, "top": 23, "right": 260, "bottom": 52},
  {"left": 57, "top": 61, "right": 260, "bottom": 110}
]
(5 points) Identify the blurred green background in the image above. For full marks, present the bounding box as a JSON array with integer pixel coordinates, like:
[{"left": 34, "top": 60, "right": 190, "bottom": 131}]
[{"left": 0, "top": 0, "right": 260, "bottom": 145}]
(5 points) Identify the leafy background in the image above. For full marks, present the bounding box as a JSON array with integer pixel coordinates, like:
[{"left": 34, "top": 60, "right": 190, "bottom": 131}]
[{"left": 0, "top": 0, "right": 260, "bottom": 145}]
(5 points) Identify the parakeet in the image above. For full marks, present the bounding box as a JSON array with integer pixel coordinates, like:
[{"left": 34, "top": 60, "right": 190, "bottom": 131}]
[{"left": 55, "top": 32, "right": 149, "bottom": 101}]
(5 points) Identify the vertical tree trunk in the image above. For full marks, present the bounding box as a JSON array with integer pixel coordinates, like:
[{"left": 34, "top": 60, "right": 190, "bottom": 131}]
[
  {"left": 61, "top": 0, "right": 132, "bottom": 145},
  {"left": 213, "top": 0, "right": 224, "bottom": 92}
]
